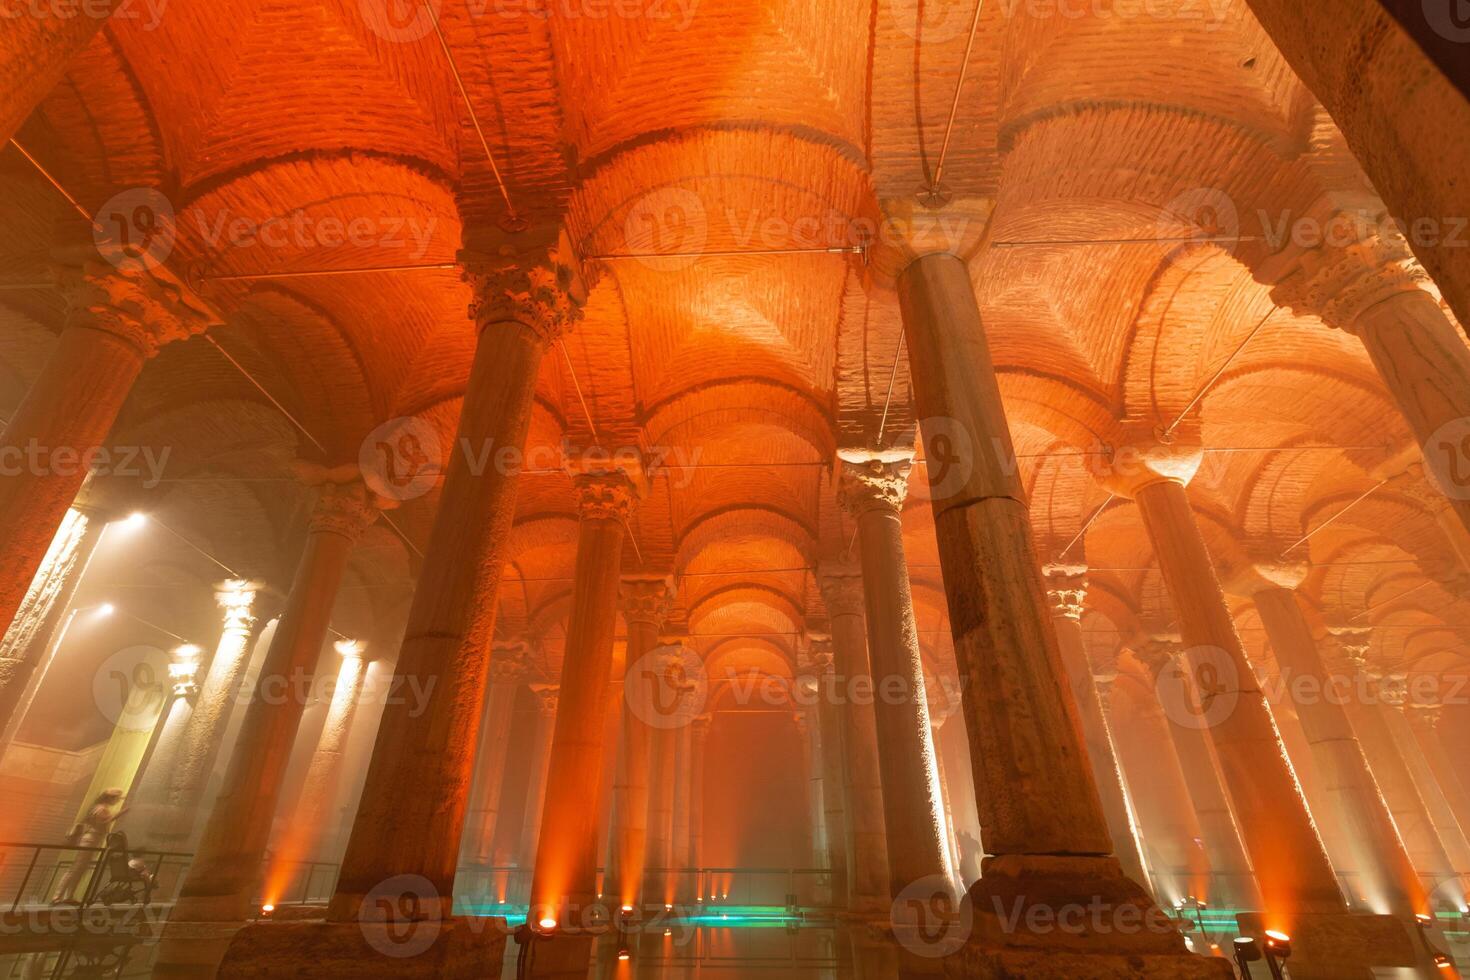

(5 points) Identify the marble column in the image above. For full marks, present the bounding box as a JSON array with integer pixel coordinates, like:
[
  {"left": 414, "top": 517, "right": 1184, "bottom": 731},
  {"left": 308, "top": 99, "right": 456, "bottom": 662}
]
[
  {"left": 290, "top": 641, "right": 371, "bottom": 862},
  {"left": 802, "top": 636, "right": 850, "bottom": 900},
  {"left": 1271, "top": 236, "right": 1470, "bottom": 540},
  {"left": 0, "top": 265, "right": 214, "bottom": 708},
  {"left": 671, "top": 722, "right": 694, "bottom": 904},
  {"left": 1406, "top": 705, "right": 1470, "bottom": 876},
  {"left": 815, "top": 570, "right": 889, "bottom": 912},
  {"left": 171, "top": 480, "right": 377, "bottom": 921},
  {"left": 463, "top": 641, "right": 531, "bottom": 866},
  {"left": 606, "top": 576, "right": 673, "bottom": 909},
  {"left": 132, "top": 643, "right": 205, "bottom": 807},
  {"left": 1241, "top": 0, "right": 1470, "bottom": 329},
  {"left": 132, "top": 579, "right": 260, "bottom": 849},
  {"left": 837, "top": 454, "right": 954, "bottom": 900},
  {"left": 518, "top": 685, "right": 560, "bottom": 873},
  {"left": 898, "top": 254, "right": 1154, "bottom": 917},
  {"left": 529, "top": 469, "right": 636, "bottom": 920},
  {"left": 646, "top": 715, "right": 677, "bottom": 905},
  {"left": 1252, "top": 584, "right": 1426, "bottom": 916},
  {"left": 1131, "top": 476, "right": 1341, "bottom": 916},
  {"left": 689, "top": 713, "right": 709, "bottom": 894},
  {"left": 1041, "top": 564, "right": 1150, "bottom": 890},
  {"left": 794, "top": 706, "right": 827, "bottom": 870},
  {"left": 0, "top": 505, "right": 105, "bottom": 746},
  {"left": 328, "top": 229, "right": 586, "bottom": 923},
  {"left": 1383, "top": 699, "right": 1470, "bottom": 895},
  {"left": 1330, "top": 627, "right": 1462, "bottom": 908},
  {"left": 0, "top": 1, "right": 123, "bottom": 143},
  {"left": 1132, "top": 636, "right": 1260, "bottom": 911}
]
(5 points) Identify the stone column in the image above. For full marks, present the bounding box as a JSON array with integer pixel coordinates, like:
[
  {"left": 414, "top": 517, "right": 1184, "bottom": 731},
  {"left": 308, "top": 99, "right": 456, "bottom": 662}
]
[
  {"left": 1272, "top": 236, "right": 1470, "bottom": 539},
  {"left": 837, "top": 453, "right": 954, "bottom": 900},
  {"left": 0, "top": 264, "right": 214, "bottom": 704},
  {"left": 1132, "top": 636, "right": 1261, "bottom": 911},
  {"left": 170, "top": 480, "right": 377, "bottom": 921},
  {"left": 132, "top": 579, "right": 260, "bottom": 849},
  {"left": 1131, "top": 476, "right": 1342, "bottom": 916},
  {"left": 327, "top": 228, "right": 586, "bottom": 923},
  {"left": 689, "top": 714, "right": 709, "bottom": 893},
  {"left": 794, "top": 707, "right": 826, "bottom": 869},
  {"left": 0, "top": 505, "right": 105, "bottom": 745},
  {"left": 1041, "top": 564, "right": 1150, "bottom": 890},
  {"left": 897, "top": 254, "right": 1167, "bottom": 929},
  {"left": 518, "top": 685, "right": 560, "bottom": 872},
  {"left": 646, "top": 714, "right": 677, "bottom": 905},
  {"left": 1405, "top": 705, "right": 1470, "bottom": 877},
  {"left": 463, "top": 641, "right": 530, "bottom": 866},
  {"left": 0, "top": 1, "right": 124, "bottom": 143},
  {"left": 671, "top": 721, "right": 694, "bottom": 903},
  {"left": 1240, "top": 0, "right": 1470, "bottom": 330},
  {"left": 815, "top": 570, "right": 889, "bottom": 913},
  {"left": 803, "top": 636, "right": 850, "bottom": 900},
  {"left": 131, "top": 643, "right": 205, "bottom": 814},
  {"left": 529, "top": 469, "right": 636, "bottom": 920},
  {"left": 1383, "top": 699, "right": 1470, "bottom": 895},
  {"left": 1330, "top": 627, "right": 1463, "bottom": 908},
  {"left": 606, "top": 576, "right": 673, "bottom": 909},
  {"left": 270, "top": 639, "right": 372, "bottom": 901},
  {"left": 1252, "top": 584, "right": 1426, "bottom": 917}
]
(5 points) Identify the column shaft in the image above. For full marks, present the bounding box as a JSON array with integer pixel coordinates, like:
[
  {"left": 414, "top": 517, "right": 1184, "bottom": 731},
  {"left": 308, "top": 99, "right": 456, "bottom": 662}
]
[
  {"left": 1254, "top": 588, "right": 1424, "bottom": 916},
  {"left": 518, "top": 690, "right": 559, "bottom": 872},
  {"left": 646, "top": 725, "right": 676, "bottom": 904},
  {"left": 172, "top": 484, "right": 373, "bottom": 921},
  {"left": 813, "top": 676, "right": 850, "bottom": 897},
  {"left": 1383, "top": 706, "right": 1470, "bottom": 889},
  {"left": 464, "top": 653, "right": 525, "bottom": 866},
  {"left": 843, "top": 481, "right": 953, "bottom": 898},
  {"left": 329, "top": 242, "right": 580, "bottom": 921},
  {"left": 671, "top": 723, "right": 693, "bottom": 902},
  {"left": 1134, "top": 478, "right": 1340, "bottom": 916},
  {"left": 529, "top": 475, "right": 630, "bottom": 916},
  {"left": 897, "top": 253, "right": 1113, "bottom": 858}
]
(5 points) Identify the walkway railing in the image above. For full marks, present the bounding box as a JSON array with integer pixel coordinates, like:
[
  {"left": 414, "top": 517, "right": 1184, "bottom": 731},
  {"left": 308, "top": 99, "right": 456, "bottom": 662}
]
[{"left": 0, "top": 841, "right": 190, "bottom": 913}]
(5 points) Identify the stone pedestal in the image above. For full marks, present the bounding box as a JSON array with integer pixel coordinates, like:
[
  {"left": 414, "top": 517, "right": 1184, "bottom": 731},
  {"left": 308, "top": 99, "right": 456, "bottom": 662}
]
[
  {"left": 215, "top": 918, "right": 508, "bottom": 979},
  {"left": 171, "top": 481, "right": 376, "bottom": 923},
  {"left": 1235, "top": 911, "right": 1419, "bottom": 980}
]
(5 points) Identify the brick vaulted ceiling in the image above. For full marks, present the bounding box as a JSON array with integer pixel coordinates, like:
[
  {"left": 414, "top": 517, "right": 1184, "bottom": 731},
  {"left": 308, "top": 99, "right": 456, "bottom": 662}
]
[{"left": 2, "top": 0, "right": 1466, "bottom": 687}]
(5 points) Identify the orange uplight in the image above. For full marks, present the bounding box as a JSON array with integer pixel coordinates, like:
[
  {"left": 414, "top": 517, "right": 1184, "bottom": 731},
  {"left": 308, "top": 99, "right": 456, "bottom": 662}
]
[
  {"left": 260, "top": 903, "right": 275, "bottom": 915},
  {"left": 537, "top": 916, "right": 558, "bottom": 932}
]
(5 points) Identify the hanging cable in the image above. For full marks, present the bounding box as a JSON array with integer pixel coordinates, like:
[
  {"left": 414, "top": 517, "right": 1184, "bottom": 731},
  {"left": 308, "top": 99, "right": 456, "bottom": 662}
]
[
  {"left": 1159, "top": 306, "right": 1277, "bottom": 442},
  {"left": 8, "top": 138, "right": 92, "bottom": 222},
  {"left": 924, "top": 0, "right": 986, "bottom": 199},
  {"left": 1281, "top": 479, "right": 1389, "bottom": 555}
]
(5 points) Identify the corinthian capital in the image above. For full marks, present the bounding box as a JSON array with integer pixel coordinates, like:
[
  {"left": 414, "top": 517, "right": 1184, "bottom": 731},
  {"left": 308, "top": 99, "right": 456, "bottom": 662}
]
[
  {"left": 817, "top": 564, "right": 865, "bottom": 619},
  {"left": 798, "top": 632, "right": 835, "bottom": 675},
  {"left": 57, "top": 259, "right": 221, "bottom": 358},
  {"left": 1041, "top": 563, "right": 1088, "bottom": 621},
  {"left": 308, "top": 480, "right": 379, "bottom": 540},
  {"left": 489, "top": 640, "right": 532, "bottom": 682},
  {"left": 574, "top": 469, "right": 638, "bottom": 521},
  {"left": 837, "top": 450, "right": 913, "bottom": 516},
  {"left": 459, "top": 224, "right": 586, "bottom": 343},
  {"left": 620, "top": 575, "right": 675, "bottom": 628},
  {"left": 1268, "top": 228, "right": 1430, "bottom": 335},
  {"left": 1327, "top": 625, "right": 1375, "bottom": 676},
  {"left": 531, "top": 683, "right": 560, "bottom": 717},
  {"left": 214, "top": 579, "right": 259, "bottom": 634},
  {"left": 1132, "top": 633, "right": 1183, "bottom": 681}
]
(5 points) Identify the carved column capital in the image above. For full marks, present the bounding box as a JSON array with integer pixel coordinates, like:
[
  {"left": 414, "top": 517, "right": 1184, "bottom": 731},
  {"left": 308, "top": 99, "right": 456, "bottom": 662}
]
[
  {"left": 56, "top": 259, "right": 220, "bottom": 359},
  {"left": 308, "top": 480, "right": 379, "bottom": 540},
  {"left": 488, "top": 640, "right": 532, "bottom": 682},
  {"left": 214, "top": 579, "right": 259, "bottom": 635},
  {"left": 1132, "top": 633, "right": 1183, "bottom": 681},
  {"left": 691, "top": 713, "right": 713, "bottom": 743},
  {"left": 459, "top": 225, "right": 586, "bottom": 344},
  {"left": 1328, "top": 625, "right": 1375, "bottom": 676},
  {"left": 1269, "top": 229, "right": 1430, "bottom": 335},
  {"left": 1041, "top": 563, "right": 1088, "bottom": 621},
  {"left": 817, "top": 565, "right": 865, "bottom": 619},
  {"left": 531, "top": 683, "right": 560, "bottom": 717},
  {"left": 168, "top": 644, "right": 204, "bottom": 699},
  {"left": 620, "top": 574, "right": 675, "bottom": 628},
  {"left": 1405, "top": 701, "right": 1443, "bottom": 728},
  {"left": 573, "top": 469, "right": 638, "bottom": 521},
  {"left": 836, "top": 452, "right": 913, "bottom": 516},
  {"left": 798, "top": 632, "right": 836, "bottom": 675}
]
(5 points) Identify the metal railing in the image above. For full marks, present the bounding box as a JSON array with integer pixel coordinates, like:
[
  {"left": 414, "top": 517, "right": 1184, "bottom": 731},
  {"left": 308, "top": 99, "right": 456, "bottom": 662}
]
[{"left": 0, "top": 842, "right": 190, "bottom": 913}]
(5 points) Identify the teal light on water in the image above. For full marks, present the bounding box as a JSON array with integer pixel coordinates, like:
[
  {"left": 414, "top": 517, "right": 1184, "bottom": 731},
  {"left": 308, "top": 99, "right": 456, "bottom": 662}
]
[{"left": 451, "top": 901, "right": 825, "bottom": 928}]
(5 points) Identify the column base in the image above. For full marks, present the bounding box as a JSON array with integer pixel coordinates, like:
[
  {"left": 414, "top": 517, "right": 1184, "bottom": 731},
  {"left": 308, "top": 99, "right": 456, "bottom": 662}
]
[
  {"left": 1235, "top": 911, "right": 1420, "bottom": 980},
  {"left": 213, "top": 918, "right": 508, "bottom": 979},
  {"left": 894, "top": 855, "right": 1232, "bottom": 978}
]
